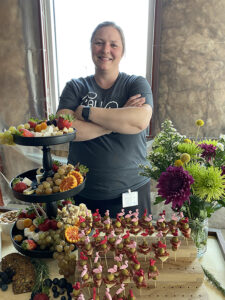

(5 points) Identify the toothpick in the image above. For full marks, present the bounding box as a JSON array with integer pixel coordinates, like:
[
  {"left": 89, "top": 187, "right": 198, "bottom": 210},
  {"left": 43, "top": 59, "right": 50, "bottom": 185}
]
[
  {"left": 89, "top": 257, "right": 93, "bottom": 268},
  {"left": 36, "top": 203, "right": 47, "bottom": 218},
  {"left": 105, "top": 254, "right": 108, "bottom": 269},
  {"left": 174, "top": 251, "right": 177, "bottom": 262},
  {"left": 0, "top": 171, "right": 10, "bottom": 185},
  {"left": 155, "top": 280, "right": 157, "bottom": 288},
  {"left": 31, "top": 204, "right": 41, "bottom": 217}
]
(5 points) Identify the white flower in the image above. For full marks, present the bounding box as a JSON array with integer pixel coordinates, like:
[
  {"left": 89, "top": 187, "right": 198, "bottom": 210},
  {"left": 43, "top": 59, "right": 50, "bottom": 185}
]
[
  {"left": 154, "top": 152, "right": 161, "bottom": 156},
  {"left": 220, "top": 134, "right": 225, "bottom": 141},
  {"left": 152, "top": 167, "right": 159, "bottom": 171},
  {"left": 217, "top": 143, "right": 224, "bottom": 151},
  {"left": 173, "top": 142, "right": 179, "bottom": 147}
]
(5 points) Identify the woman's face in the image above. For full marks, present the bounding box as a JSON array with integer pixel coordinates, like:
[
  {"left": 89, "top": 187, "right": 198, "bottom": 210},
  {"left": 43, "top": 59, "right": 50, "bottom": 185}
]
[{"left": 91, "top": 26, "right": 124, "bottom": 73}]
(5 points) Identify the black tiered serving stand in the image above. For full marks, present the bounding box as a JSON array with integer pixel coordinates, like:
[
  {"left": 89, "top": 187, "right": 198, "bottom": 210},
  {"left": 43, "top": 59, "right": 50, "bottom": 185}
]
[{"left": 10, "top": 130, "right": 85, "bottom": 257}]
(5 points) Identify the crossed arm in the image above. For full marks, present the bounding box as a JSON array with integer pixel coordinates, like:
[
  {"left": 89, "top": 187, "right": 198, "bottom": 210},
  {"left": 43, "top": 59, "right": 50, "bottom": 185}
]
[{"left": 57, "top": 94, "right": 152, "bottom": 141}]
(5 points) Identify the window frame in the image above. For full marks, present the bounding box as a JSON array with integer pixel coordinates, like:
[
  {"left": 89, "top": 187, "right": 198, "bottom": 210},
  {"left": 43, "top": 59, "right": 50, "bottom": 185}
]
[{"left": 40, "top": 0, "right": 157, "bottom": 137}]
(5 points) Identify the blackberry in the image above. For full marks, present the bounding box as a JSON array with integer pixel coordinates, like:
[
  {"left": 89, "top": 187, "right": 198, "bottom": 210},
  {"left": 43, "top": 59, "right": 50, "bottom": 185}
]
[
  {"left": 1, "top": 272, "right": 9, "bottom": 283},
  {"left": 52, "top": 285, "right": 58, "bottom": 293},
  {"left": 61, "top": 296, "right": 66, "bottom": 300},
  {"left": 58, "top": 278, "right": 67, "bottom": 289},
  {"left": 1, "top": 284, "right": 8, "bottom": 291},
  {"left": 58, "top": 288, "right": 65, "bottom": 295},
  {"left": 53, "top": 277, "right": 59, "bottom": 285},
  {"left": 44, "top": 278, "right": 52, "bottom": 288},
  {"left": 53, "top": 291, "right": 59, "bottom": 298},
  {"left": 66, "top": 282, "right": 73, "bottom": 293},
  {"left": 4, "top": 267, "right": 15, "bottom": 278}
]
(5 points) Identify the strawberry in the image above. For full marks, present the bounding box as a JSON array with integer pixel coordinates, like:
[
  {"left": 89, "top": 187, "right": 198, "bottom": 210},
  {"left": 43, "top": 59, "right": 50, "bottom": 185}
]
[
  {"left": 17, "top": 210, "right": 27, "bottom": 218},
  {"left": 50, "top": 219, "right": 58, "bottom": 230},
  {"left": 26, "top": 211, "right": 36, "bottom": 220},
  {"left": 19, "top": 128, "right": 34, "bottom": 137},
  {"left": 21, "top": 239, "right": 37, "bottom": 250},
  {"left": 28, "top": 119, "right": 37, "bottom": 129},
  {"left": 33, "top": 293, "right": 49, "bottom": 300},
  {"left": 57, "top": 114, "right": 74, "bottom": 130},
  {"left": 62, "top": 199, "right": 73, "bottom": 206},
  {"left": 38, "top": 219, "right": 51, "bottom": 232},
  {"left": 52, "top": 160, "right": 61, "bottom": 173},
  {"left": 13, "top": 182, "right": 28, "bottom": 193}
]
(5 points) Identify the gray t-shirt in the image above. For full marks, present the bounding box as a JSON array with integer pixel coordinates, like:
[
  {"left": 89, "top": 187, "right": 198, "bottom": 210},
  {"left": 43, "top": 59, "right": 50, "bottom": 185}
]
[{"left": 58, "top": 72, "right": 153, "bottom": 200}]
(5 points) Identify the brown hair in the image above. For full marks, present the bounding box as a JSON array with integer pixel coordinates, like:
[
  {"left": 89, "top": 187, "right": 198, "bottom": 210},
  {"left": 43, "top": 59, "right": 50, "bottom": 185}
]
[{"left": 90, "top": 21, "right": 125, "bottom": 55}]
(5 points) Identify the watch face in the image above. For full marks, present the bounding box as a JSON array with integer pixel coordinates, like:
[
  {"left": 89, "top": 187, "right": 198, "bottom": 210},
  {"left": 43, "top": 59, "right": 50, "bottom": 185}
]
[{"left": 82, "top": 106, "right": 90, "bottom": 121}]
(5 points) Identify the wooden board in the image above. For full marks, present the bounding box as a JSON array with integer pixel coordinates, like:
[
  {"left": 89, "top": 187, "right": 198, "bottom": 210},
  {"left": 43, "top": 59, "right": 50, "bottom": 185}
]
[{"left": 75, "top": 236, "right": 208, "bottom": 299}]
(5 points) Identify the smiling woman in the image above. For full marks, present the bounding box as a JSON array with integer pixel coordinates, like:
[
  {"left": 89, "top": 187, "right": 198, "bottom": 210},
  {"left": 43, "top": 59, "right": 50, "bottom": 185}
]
[{"left": 56, "top": 20, "right": 153, "bottom": 218}]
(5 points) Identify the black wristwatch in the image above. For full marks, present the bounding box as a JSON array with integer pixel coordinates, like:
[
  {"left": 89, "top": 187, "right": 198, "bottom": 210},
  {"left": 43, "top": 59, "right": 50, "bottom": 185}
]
[{"left": 82, "top": 106, "right": 90, "bottom": 121}]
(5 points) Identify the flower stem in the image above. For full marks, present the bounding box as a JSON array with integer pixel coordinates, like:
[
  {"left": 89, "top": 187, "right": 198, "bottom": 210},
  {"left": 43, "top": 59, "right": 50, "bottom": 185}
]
[{"left": 201, "top": 265, "right": 225, "bottom": 296}]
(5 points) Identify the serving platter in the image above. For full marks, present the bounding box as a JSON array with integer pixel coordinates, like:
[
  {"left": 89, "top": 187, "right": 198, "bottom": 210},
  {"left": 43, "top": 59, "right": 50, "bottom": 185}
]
[
  {"left": 11, "top": 168, "right": 86, "bottom": 203},
  {"left": 11, "top": 224, "right": 54, "bottom": 258},
  {"left": 13, "top": 130, "right": 76, "bottom": 146}
]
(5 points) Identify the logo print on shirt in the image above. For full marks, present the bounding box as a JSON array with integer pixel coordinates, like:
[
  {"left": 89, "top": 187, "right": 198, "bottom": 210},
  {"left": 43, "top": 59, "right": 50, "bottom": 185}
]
[{"left": 81, "top": 92, "right": 119, "bottom": 108}]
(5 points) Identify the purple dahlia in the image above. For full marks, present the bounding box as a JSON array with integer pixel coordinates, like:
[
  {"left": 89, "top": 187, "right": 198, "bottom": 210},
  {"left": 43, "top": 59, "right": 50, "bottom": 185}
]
[
  {"left": 221, "top": 166, "right": 225, "bottom": 176},
  {"left": 156, "top": 166, "right": 194, "bottom": 210},
  {"left": 198, "top": 143, "right": 216, "bottom": 161}
]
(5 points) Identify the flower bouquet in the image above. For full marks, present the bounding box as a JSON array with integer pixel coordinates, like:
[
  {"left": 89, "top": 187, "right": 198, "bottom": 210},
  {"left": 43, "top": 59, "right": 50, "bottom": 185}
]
[{"left": 140, "top": 120, "right": 225, "bottom": 257}]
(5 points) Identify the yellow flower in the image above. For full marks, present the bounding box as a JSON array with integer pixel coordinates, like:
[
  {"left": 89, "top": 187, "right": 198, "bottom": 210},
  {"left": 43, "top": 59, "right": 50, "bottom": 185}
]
[
  {"left": 196, "top": 119, "right": 204, "bottom": 127},
  {"left": 184, "top": 138, "right": 192, "bottom": 144},
  {"left": 174, "top": 159, "right": 183, "bottom": 167},
  {"left": 180, "top": 153, "right": 191, "bottom": 164}
]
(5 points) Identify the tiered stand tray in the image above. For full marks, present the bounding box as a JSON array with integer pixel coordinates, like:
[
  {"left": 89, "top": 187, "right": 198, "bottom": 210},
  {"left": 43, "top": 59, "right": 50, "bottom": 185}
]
[
  {"left": 75, "top": 236, "right": 208, "bottom": 299},
  {"left": 10, "top": 130, "right": 86, "bottom": 258}
]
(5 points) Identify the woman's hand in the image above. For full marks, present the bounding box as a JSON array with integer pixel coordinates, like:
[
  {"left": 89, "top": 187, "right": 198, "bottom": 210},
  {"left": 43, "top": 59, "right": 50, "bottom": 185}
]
[{"left": 123, "top": 94, "right": 146, "bottom": 107}]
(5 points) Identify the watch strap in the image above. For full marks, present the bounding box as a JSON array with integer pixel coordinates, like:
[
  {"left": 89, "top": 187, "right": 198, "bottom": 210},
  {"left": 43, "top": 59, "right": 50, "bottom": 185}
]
[{"left": 82, "top": 106, "right": 90, "bottom": 121}]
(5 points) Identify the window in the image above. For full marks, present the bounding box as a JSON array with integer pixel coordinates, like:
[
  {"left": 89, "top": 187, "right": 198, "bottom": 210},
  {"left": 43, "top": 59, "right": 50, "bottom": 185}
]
[{"left": 41, "top": 0, "right": 155, "bottom": 115}]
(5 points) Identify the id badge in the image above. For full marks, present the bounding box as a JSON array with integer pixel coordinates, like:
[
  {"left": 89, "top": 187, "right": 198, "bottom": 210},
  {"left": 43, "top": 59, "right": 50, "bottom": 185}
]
[{"left": 122, "top": 189, "right": 138, "bottom": 208}]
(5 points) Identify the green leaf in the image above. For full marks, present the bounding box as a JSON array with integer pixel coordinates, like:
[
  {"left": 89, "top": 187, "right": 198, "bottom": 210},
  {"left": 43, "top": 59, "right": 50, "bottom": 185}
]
[{"left": 154, "top": 196, "right": 164, "bottom": 205}]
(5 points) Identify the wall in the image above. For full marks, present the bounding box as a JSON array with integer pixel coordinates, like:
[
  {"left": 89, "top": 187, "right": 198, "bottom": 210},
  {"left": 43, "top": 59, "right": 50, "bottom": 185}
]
[
  {"left": 152, "top": 0, "right": 225, "bottom": 138},
  {"left": 0, "top": 0, "right": 46, "bottom": 204}
]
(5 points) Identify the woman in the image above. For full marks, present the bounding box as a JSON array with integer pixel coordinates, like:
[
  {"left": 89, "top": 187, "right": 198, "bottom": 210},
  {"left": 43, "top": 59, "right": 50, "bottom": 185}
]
[{"left": 57, "top": 21, "right": 153, "bottom": 218}]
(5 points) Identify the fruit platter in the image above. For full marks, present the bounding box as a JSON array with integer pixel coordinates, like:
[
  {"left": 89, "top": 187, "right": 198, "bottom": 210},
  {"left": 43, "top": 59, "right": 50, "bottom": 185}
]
[
  {"left": 11, "top": 163, "right": 87, "bottom": 202},
  {"left": 0, "top": 115, "right": 89, "bottom": 218},
  {"left": 10, "top": 200, "right": 92, "bottom": 260},
  {"left": 0, "top": 114, "right": 75, "bottom": 146}
]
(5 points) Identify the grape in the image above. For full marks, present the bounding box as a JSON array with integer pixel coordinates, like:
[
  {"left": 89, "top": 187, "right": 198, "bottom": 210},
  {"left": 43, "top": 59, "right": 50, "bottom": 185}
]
[
  {"left": 38, "top": 184, "right": 44, "bottom": 191},
  {"left": 42, "top": 181, "right": 50, "bottom": 189},
  {"left": 39, "top": 232, "right": 45, "bottom": 240},
  {"left": 56, "top": 245, "right": 63, "bottom": 253},
  {"left": 64, "top": 245, "right": 70, "bottom": 253},
  {"left": 52, "top": 186, "right": 60, "bottom": 193},
  {"left": 57, "top": 221, "right": 63, "bottom": 229},
  {"left": 36, "top": 188, "right": 43, "bottom": 195},
  {"left": 53, "top": 173, "right": 61, "bottom": 180},
  {"left": 8, "top": 126, "right": 17, "bottom": 134},
  {"left": 60, "top": 240, "right": 66, "bottom": 247},
  {"left": 17, "top": 124, "right": 24, "bottom": 130},
  {"left": 57, "top": 168, "right": 65, "bottom": 175},
  {"left": 45, "top": 187, "right": 53, "bottom": 194},
  {"left": 54, "top": 178, "right": 62, "bottom": 186},
  {"left": 46, "top": 236, "right": 52, "bottom": 243},
  {"left": 24, "top": 123, "right": 30, "bottom": 129}
]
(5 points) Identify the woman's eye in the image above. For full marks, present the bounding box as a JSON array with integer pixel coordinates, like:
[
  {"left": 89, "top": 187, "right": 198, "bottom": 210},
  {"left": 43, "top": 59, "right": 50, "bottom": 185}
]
[
  {"left": 111, "top": 44, "right": 118, "bottom": 48},
  {"left": 95, "top": 41, "right": 103, "bottom": 45}
]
